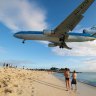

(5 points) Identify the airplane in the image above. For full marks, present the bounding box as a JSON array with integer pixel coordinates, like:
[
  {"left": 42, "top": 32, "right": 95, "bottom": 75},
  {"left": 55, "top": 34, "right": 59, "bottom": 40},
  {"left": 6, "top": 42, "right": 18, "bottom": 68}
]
[{"left": 14, "top": 0, "right": 95, "bottom": 50}]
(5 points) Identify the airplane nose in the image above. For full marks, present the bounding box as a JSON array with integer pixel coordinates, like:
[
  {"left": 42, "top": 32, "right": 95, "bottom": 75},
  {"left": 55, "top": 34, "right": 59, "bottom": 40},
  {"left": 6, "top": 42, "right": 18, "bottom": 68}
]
[
  {"left": 13, "top": 32, "right": 22, "bottom": 39},
  {"left": 14, "top": 33, "right": 18, "bottom": 38}
]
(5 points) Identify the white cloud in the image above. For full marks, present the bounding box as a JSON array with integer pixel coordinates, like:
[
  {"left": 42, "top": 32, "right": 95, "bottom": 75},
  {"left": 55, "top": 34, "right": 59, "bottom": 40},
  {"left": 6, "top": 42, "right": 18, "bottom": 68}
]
[
  {"left": 0, "top": 0, "right": 48, "bottom": 32},
  {"left": 78, "top": 57, "right": 96, "bottom": 72},
  {"left": 52, "top": 40, "right": 96, "bottom": 56}
]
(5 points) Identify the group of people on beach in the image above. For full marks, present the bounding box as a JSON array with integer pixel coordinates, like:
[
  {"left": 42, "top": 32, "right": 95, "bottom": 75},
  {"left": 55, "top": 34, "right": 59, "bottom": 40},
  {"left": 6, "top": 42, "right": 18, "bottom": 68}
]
[
  {"left": 3, "top": 63, "right": 17, "bottom": 68},
  {"left": 64, "top": 68, "right": 77, "bottom": 91}
]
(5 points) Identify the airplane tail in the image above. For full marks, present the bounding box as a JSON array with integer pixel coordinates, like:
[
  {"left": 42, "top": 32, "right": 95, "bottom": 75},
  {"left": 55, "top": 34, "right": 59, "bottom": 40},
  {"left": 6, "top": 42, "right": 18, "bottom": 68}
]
[
  {"left": 90, "top": 25, "right": 96, "bottom": 30},
  {"left": 83, "top": 25, "right": 96, "bottom": 36},
  {"left": 90, "top": 26, "right": 96, "bottom": 36}
]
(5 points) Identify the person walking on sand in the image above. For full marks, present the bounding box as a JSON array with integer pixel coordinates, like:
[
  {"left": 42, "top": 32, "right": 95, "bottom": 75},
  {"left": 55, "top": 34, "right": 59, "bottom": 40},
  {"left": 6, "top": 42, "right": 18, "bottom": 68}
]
[
  {"left": 71, "top": 70, "right": 77, "bottom": 90},
  {"left": 64, "top": 68, "right": 70, "bottom": 91}
]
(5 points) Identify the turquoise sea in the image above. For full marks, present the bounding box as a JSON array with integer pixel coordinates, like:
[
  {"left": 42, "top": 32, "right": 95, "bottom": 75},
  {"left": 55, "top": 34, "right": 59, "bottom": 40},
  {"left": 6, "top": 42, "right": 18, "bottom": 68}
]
[{"left": 54, "top": 72, "right": 96, "bottom": 87}]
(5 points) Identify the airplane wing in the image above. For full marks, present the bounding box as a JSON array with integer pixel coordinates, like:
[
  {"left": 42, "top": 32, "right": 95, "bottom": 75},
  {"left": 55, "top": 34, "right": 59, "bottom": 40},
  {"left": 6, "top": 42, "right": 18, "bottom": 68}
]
[{"left": 54, "top": 0, "right": 94, "bottom": 36}]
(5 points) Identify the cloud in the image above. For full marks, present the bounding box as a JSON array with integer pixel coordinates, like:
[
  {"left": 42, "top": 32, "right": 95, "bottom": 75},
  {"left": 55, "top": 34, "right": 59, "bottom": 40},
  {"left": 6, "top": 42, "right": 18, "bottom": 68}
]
[
  {"left": 78, "top": 57, "right": 96, "bottom": 72},
  {"left": 58, "top": 57, "right": 96, "bottom": 72},
  {"left": 0, "top": 0, "right": 48, "bottom": 32},
  {"left": 52, "top": 40, "right": 96, "bottom": 56}
]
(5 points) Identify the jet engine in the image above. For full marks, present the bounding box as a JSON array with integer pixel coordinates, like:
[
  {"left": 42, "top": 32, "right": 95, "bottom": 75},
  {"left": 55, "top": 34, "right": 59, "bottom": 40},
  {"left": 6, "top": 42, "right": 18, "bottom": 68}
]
[
  {"left": 48, "top": 43, "right": 57, "bottom": 47},
  {"left": 43, "top": 30, "right": 54, "bottom": 36}
]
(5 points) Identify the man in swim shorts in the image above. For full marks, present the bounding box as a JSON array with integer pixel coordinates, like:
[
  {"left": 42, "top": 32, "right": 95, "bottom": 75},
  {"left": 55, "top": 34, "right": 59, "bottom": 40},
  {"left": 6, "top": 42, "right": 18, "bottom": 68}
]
[{"left": 71, "top": 70, "right": 77, "bottom": 90}]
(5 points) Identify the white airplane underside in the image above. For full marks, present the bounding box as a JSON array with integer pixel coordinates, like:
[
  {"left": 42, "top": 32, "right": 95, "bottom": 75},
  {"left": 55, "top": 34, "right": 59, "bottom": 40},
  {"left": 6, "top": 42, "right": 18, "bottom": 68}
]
[
  {"left": 14, "top": 31, "right": 95, "bottom": 42},
  {"left": 14, "top": 31, "right": 96, "bottom": 49},
  {"left": 14, "top": 0, "right": 95, "bottom": 50}
]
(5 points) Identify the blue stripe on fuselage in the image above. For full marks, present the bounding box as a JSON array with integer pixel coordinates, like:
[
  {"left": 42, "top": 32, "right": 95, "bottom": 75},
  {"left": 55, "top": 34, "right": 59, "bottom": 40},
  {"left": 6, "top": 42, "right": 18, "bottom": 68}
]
[
  {"left": 15, "top": 31, "right": 96, "bottom": 38},
  {"left": 68, "top": 32, "right": 96, "bottom": 38},
  {"left": 68, "top": 32, "right": 90, "bottom": 37},
  {"left": 15, "top": 31, "right": 43, "bottom": 35}
]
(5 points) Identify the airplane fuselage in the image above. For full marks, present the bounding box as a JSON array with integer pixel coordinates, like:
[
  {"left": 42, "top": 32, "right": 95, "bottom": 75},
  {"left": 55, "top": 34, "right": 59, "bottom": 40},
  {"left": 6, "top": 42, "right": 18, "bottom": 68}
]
[{"left": 14, "top": 31, "right": 96, "bottom": 43}]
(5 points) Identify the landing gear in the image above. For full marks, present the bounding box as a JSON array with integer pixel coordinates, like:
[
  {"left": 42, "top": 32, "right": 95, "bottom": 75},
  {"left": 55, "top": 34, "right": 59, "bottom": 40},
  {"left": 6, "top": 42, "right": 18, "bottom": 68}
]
[
  {"left": 22, "top": 40, "right": 25, "bottom": 44},
  {"left": 59, "top": 42, "right": 64, "bottom": 48},
  {"left": 59, "top": 35, "right": 65, "bottom": 48},
  {"left": 59, "top": 42, "right": 72, "bottom": 50},
  {"left": 59, "top": 45, "right": 64, "bottom": 48},
  {"left": 59, "top": 35, "right": 72, "bottom": 50}
]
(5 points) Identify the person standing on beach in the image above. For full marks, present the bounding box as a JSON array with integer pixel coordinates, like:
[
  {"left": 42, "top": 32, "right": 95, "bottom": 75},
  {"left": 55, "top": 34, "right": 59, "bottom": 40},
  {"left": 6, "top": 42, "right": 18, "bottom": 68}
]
[
  {"left": 64, "top": 68, "right": 70, "bottom": 91},
  {"left": 71, "top": 70, "right": 77, "bottom": 90},
  {"left": 3, "top": 63, "right": 5, "bottom": 68}
]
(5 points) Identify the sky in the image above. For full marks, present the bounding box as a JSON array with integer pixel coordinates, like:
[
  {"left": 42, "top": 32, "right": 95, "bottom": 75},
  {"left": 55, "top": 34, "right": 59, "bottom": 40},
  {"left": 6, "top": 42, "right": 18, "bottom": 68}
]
[{"left": 0, "top": 0, "right": 96, "bottom": 72}]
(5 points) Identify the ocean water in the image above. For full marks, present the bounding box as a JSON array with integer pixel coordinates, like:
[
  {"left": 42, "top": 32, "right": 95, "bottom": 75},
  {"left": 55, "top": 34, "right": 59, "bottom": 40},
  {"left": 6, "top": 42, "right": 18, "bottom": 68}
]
[{"left": 54, "top": 72, "right": 96, "bottom": 87}]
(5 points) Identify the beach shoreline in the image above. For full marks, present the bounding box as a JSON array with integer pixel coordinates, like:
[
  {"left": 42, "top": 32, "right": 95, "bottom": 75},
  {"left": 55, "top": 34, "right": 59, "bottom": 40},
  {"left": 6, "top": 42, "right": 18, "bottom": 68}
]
[
  {"left": 54, "top": 72, "right": 96, "bottom": 87},
  {"left": 0, "top": 68, "right": 96, "bottom": 96}
]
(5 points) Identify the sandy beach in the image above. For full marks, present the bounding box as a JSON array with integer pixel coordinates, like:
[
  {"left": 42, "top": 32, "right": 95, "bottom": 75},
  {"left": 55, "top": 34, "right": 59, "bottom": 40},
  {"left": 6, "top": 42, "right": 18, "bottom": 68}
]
[{"left": 0, "top": 68, "right": 96, "bottom": 96}]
